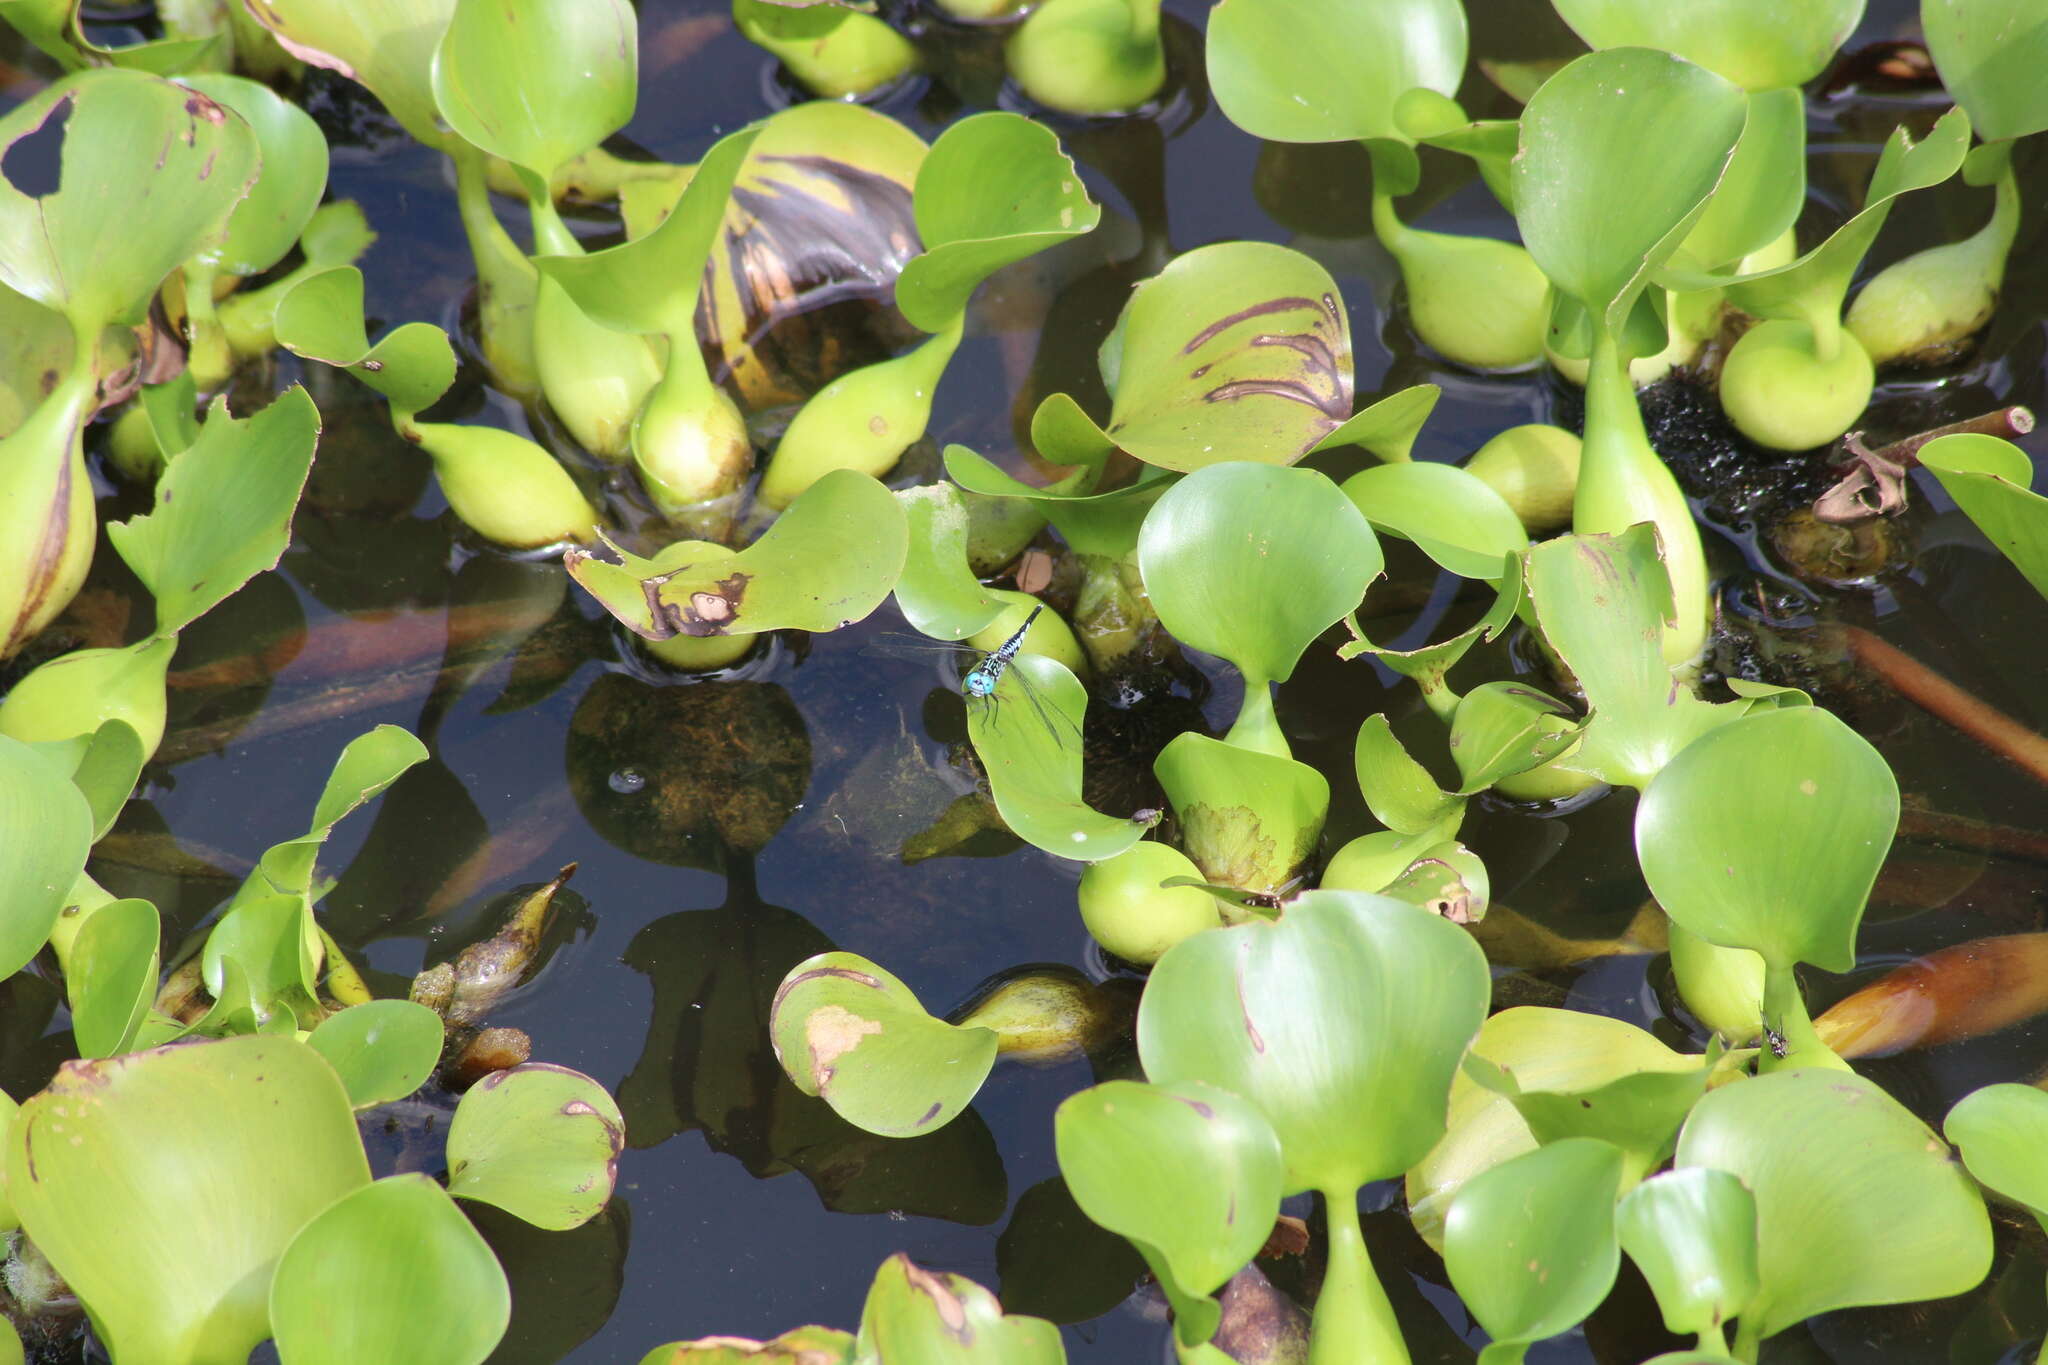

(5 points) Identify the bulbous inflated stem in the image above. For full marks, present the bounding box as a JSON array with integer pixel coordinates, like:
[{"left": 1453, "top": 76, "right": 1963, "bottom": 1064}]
[
  {"left": 970, "top": 589, "right": 1091, "bottom": 679},
  {"left": 1575, "top": 329, "right": 1708, "bottom": 667},
  {"left": 734, "top": 0, "right": 919, "bottom": 98},
  {"left": 1547, "top": 287, "right": 1719, "bottom": 387},
  {"left": 758, "top": 320, "right": 962, "bottom": 510},
  {"left": 1667, "top": 920, "right": 1764, "bottom": 1046},
  {"left": 632, "top": 366, "right": 754, "bottom": 514},
  {"left": 182, "top": 264, "right": 234, "bottom": 391},
  {"left": 534, "top": 275, "right": 660, "bottom": 463},
  {"left": 933, "top": 0, "right": 1029, "bottom": 17},
  {"left": 949, "top": 966, "right": 1127, "bottom": 1064},
  {"left": 1759, "top": 958, "right": 1850, "bottom": 1074},
  {"left": 1006, "top": 0, "right": 1166, "bottom": 116},
  {"left": 1464, "top": 424, "right": 1581, "bottom": 533},
  {"left": 0, "top": 634, "right": 177, "bottom": 756},
  {"left": 1719, "top": 318, "right": 1874, "bottom": 452},
  {"left": 1310, "top": 1191, "right": 1409, "bottom": 1365},
  {"left": 452, "top": 145, "right": 542, "bottom": 401},
  {"left": 1077, "top": 841, "right": 1221, "bottom": 964},
  {"left": 1374, "top": 192, "right": 1547, "bottom": 371},
  {"left": 404, "top": 420, "right": 599, "bottom": 549},
  {"left": 1847, "top": 164, "right": 2019, "bottom": 368},
  {"left": 0, "top": 350, "right": 99, "bottom": 660}
]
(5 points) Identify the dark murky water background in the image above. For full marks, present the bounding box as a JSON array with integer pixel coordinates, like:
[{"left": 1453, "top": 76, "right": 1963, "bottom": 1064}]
[{"left": 3, "top": 0, "right": 2046, "bottom": 1359}]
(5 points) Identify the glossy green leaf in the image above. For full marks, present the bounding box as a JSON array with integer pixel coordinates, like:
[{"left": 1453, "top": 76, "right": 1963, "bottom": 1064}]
[
  {"left": 857, "top": 1254, "right": 1065, "bottom": 1364},
  {"left": 1676, "top": 1069, "right": 1991, "bottom": 1341},
  {"left": 891, "top": 483, "right": 1012, "bottom": 639},
  {"left": 1155, "top": 732, "right": 1329, "bottom": 893},
  {"left": 1207, "top": 0, "right": 1465, "bottom": 143},
  {"left": 67, "top": 897, "right": 158, "bottom": 1058},
  {"left": 0, "top": 0, "right": 220, "bottom": 71},
  {"left": 1551, "top": 0, "right": 1863, "bottom": 89},
  {"left": 271, "top": 1174, "right": 509, "bottom": 1365},
  {"left": 0, "top": 734, "right": 93, "bottom": 980},
  {"left": 1338, "top": 556, "right": 1523, "bottom": 692},
  {"left": 1310, "top": 383, "right": 1443, "bottom": 464},
  {"left": 1615, "top": 1168, "right": 1760, "bottom": 1340},
  {"left": 0, "top": 1316, "right": 16, "bottom": 1365},
  {"left": 536, "top": 126, "right": 760, "bottom": 339},
  {"left": 943, "top": 443, "right": 1167, "bottom": 560},
  {"left": 1923, "top": 0, "right": 2048, "bottom": 142},
  {"left": 1377, "top": 841, "right": 1490, "bottom": 924},
  {"left": 1341, "top": 462, "right": 1525, "bottom": 580},
  {"left": 1918, "top": 434, "right": 2048, "bottom": 599},
  {"left": 1056, "top": 1079, "right": 1283, "bottom": 1346},
  {"left": 0, "top": 280, "right": 70, "bottom": 440},
  {"left": 447, "top": 1063, "right": 623, "bottom": 1230},
  {"left": 1513, "top": 47, "right": 1746, "bottom": 328},
  {"left": 8, "top": 1036, "right": 370, "bottom": 1365},
  {"left": 202, "top": 891, "right": 317, "bottom": 1030},
  {"left": 1701, "top": 111, "right": 1970, "bottom": 330},
  {"left": 1139, "top": 891, "right": 1489, "bottom": 1195},
  {"left": 566, "top": 470, "right": 908, "bottom": 640},
  {"left": 107, "top": 387, "right": 319, "bottom": 635},
  {"left": 1524, "top": 528, "right": 1734, "bottom": 788},
  {"left": 177, "top": 74, "right": 329, "bottom": 276},
  {"left": 1445, "top": 1138, "right": 1625, "bottom": 1362},
  {"left": 306, "top": 1000, "right": 445, "bottom": 1109},
  {"left": 431, "top": 0, "right": 634, "bottom": 179},
  {"left": 1408, "top": 1008, "right": 1704, "bottom": 1252},
  {"left": 1100, "top": 243, "right": 1358, "bottom": 470},
  {"left": 235, "top": 725, "right": 429, "bottom": 907},
  {"left": 1139, "top": 463, "right": 1380, "bottom": 687},
  {"left": 896, "top": 112, "right": 1099, "bottom": 333},
  {"left": 1353, "top": 715, "right": 1461, "bottom": 836},
  {"left": 1447, "top": 683, "right": 1583, "bottom": 794},
  {"left": 1947, "top": 1084, "right": 2048, "bottom": 1230},
  {"left": 1675, "top": 88, "right": 1806, "bottom": 272},
  {"left": 0, "top": 69, "right": 259, "bottom": 329},
  {"left": 1637, "top": 707, "right": 1897, "bottom": 973},
  {"left": 771, "top": 952, "right": 997, "bottom": 1139},
  {"left": 59, "top": 718, "right": 145, "bottom": 839},
  {"left": 970, "top": 653, "right": 1149, "bottom": 863},
  {"left": 1463, "top": 1045, "right": 1707, "bottom": 1184},
  {"left": 275, "top": 266, "right": 457, "bottom": 416},
  {"left": 242, "top": 0, "right": 455, "bottom": 145}
]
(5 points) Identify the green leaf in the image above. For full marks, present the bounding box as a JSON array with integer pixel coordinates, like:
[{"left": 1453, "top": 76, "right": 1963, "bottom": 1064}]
[
  {"left": 858, "top": 1255, "right": 1064, "bottom": 1363},
  {"left": 107, "top": 387, "right": 319, "bottom": 635},
  {"left": 1512, "top": 47, "right": 1746, "bottom": 327},
  {"left": 1637, "top": 707, "right": 1897, "bottom": 973},
  {"left": 1138, "top": 890, "right": 1490, "bottom": 1196},
  {"left": 236, "top": 725, "right": 429, "bottom": 907},
  {"left": 0, "top": 69, "right": 259, "bottom": 329},
  {"left": 1616, "top": 1168, "right": 1761, "bottom": 1340},
  {"left": 270, "top": 1174, "right": 509, "bottom": 1365},
  {"left": 891, "top": 483, "right": 1010, "bottom": 640},
  {"left": 67, "top": 897, "right": 158, "bottom": 1058},
  {"left": 1947, "top": 1084, "right": 2048, "bottom": 1230},
  {"left": 1674, "top": 88, "right": 1807, "bottom": 272},
  {"left": 566, "top": 469, "right": 908, "bottom": 640},
  {"left": 1309, "top": 383, "right": 1442, "bottom": 464},
  {"left": 1100, "top": 243, "right": 1359, "bottom": 470},
  {"left": 1139, "top": 462, "right": 1380, "bottom": 687},
  {"left": 896, "top": 112, "right": 1099, "bottom": 333},
  {"left": 1918, "top": 434, "right": 2048, "bottom": 599},
  {"left": 8, "top": 1036, "right": 370, "bottom": 1365},
  {"left": 1524, "top": 528, "right": 1735, "bottom": 788},
  {"left": 1676, "top": 1069, "right": 1991, "bottom": 1342},
  {"left": 1447, "top": 683, "right": 1583, "bottom": 794},
  {"left": 1341, "top": 461, "right": 1526, "bottom": 580},
  {"left": 306, "top": 1000, "right": 446, "bottom": 1109},
  {"left": 771, "top": 951, "right": 998, "bottom": 1139},
  {"left": 176, "top": 74, "right": 329, "bottom": 277},
  {"left": 943, "top": 443, "right": 1168, "bottom": 560},
  {"left": 1155, "top": 731, "right": 1329, "bottom": 893},
  {"left": 0, "top": 734, "right": 93, "bottom": 980},
  {"left": 1444, "top": 1138, "right": 1625, "bottom": 1360},
  {"left": 274, "top": 266, "right": 457, "bottom": 416},
  {"left": 1055, "top": 1079, "right": 1284, "bottom": 1347},
  {"left": 536, "top": 125, "right": 760, "bottom": 339},
  {"left": 970, "top": 653, "right": 1148, "bottom": 863},
  {"left": 1338, "top": 556, "right": 1523, "bottom": 690},
  {"left": 1463, "top": 1046, "right": 1707, "bottom": 1183},
  {"left": 1352, "top": 715, "right": 1461, "bottom": 836},
  {"left": 240, "top": 0, "right": 456, "bottom": 146},
  {"left": 1207, "top": 0, "right": 1465, "bottom": 143},
  {"left": 446, "top": 1063, "right": 624, "bottom": 1230},
  {"left": 1550, "top": 0, "right": 1864, "bottom": 89},
  {"left": 54, "top": 718, "right": 144, "bottom": 841},
  {"left": 202, "top": 891, "right": 318, "bottom": 1030},
  {"left": 1923, "top": 0, "right": 2048, "bottom": 142},
  {"left": 431, "top": 0, "right": 634, "bottom": 179},
  {"left": 639, "top": 1328, "right": 856, "bottom": 1365}
]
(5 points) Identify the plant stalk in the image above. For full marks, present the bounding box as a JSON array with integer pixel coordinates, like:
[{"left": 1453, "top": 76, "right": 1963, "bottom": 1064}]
[
  {"left": 1759, "top": 960, "right": 1848, "bottom": 1073},
  {"left": 1310, "top": 1187, "right": 1409, "bottom": 1365},
  {"left": 1226, "top": 679, "right": 1288, "bottom": 759},
  {"left": 450, "top": 143, "right": 542, "bottom": 398}
]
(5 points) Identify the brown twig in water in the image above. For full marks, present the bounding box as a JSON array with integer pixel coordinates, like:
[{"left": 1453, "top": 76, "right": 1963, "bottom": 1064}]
[
  {"left": 1816, "top": 407, "right": 2036, "bottom": 524},
  {"left": 1838, "top": 625, "right": 2048, "bottom": 785},
  {"left": 1898, "top": 805, "right": 2048, "bottom": 867}
]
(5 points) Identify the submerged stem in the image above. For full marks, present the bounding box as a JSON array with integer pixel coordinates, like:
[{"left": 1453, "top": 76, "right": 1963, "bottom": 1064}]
[{"left": 1310, "top": 1188, "right": 1408, "bottom": 1365}]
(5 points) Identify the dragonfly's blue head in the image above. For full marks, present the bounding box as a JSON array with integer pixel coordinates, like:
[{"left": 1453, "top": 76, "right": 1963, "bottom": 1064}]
[{"left": 962, "top": 666, "right": 998, "bottom": 698}]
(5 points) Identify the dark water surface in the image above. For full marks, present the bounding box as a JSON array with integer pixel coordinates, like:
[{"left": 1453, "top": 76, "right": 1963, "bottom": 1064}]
[{"left": 5, "top": 0, "right": 2048, "bottom": 1360}]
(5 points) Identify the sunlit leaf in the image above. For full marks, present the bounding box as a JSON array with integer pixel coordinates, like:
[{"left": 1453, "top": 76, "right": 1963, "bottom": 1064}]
[
  {"left": 0, "top": 734, "right": 93, "bottom": 980},
  {"left": 1922, "top": 0, "right": 2048, "bottom": 142},
  {"left": 67, "top": 897, "right": 158, "bottom": 1058},
  {"left": 1616, "top": 1168, "right": 1760, "bottom": 1339},
  {"left": 446, "top": 1063, "right": 623, "bottom": 1230},
  {"left": 857, "top": 1254, "right": 1064, "bottom": 1364},
  {"left": 1918, "top": 434, "right": 2048, "bottom": 599},
  {"left": 1550, "top": 0, "right": 1863, "bottom": 89},
  {"left": 176, "top": 74, "right": 329, "bottom": 277},
  {"left": 306, "top": 1000, "right": 445, "bottom": 1109},
  {"left": 1207, "top": 0, "right": 1465, "bottom": 143},
  {"left": 274, "top": 266, "right": 457, "bottom": 416}
]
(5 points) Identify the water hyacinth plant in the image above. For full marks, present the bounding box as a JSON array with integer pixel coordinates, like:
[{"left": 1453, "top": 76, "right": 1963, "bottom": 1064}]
[{"left": 0, "top": 0, "right": 2046, "bottom": 1362}]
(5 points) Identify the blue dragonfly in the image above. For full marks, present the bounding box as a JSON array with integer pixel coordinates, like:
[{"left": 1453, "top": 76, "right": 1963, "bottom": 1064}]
[{"left": 865, "top": 604, "right": 1082, "bottom": 753}]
